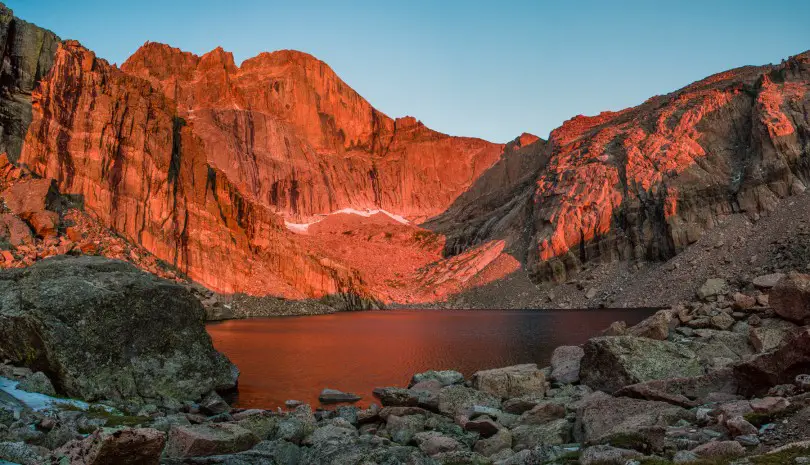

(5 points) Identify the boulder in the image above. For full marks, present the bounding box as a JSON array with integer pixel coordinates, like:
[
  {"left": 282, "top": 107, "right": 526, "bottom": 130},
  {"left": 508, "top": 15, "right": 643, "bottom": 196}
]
[
  {"left": 200, "top": 391, "right": 230, "bottom": 416},
  {"left": 303, "top": 422, "right": 358, "bottom": 446},
  {"left": 732, "top": 293, "right": 757, "bottom": 311},
  {"left": 164, "top": 423, "right": 260, "bottom": 458},
  {"left": 373, "top": 387, "right": 418, "bottom": 407},
  {"left": 690, "top": 440, "right": 745, "bottom": 459},
  {"left": 580, "top": 445, "right": 643, "bottom": 465},
  {"left": 688, "top": 329, "right": 755, "bottom": 364},
  {"left": 615, "top": 368, "right": 739, "bottom": 407},
  {"left": 749, "top": 318, "right": 799, "bottom": 353},
  {"left": 408, "top": 380, "right": 442, "bottom": 410},
  {"left": 750, "top": 396, "right": 790, "bottom": 414},
  {"left": 735, "top": 328, "right": 810, "bottom": 396},
  {"left": 511, "top": 419, "right": 571, "bottom": 451},
  {"left": 471, "top": 364, "right": 545, "bottom": 399},
  {"left": 16, "top": 371, "right": 56, "bottom": 396},
  {"left": 574, "top": 391, "right": 690, "bottom": 451},
  {"left": 628, "top": 309, "right": 675, "bottom": 340},
  {"left": 550, "top": 345, "right": 584, "bottom": 384},
  {"left": 579, "top": 336, "right": 703, "bottom": 393},
  {"left": 51, "top": 428, "right": 165, "bottom": 465},
  {"left": 0, "top": 178, "right": 61, "bottom": 238},
  {"left": 473, "top": 428, "right": 511, "bottom": 457},
  {"left": 697, "top": 278, "right": 728, "bottom": 300},
  {"left": 318, "top": 388, "right": 361, "bottom": 404},
  {"left": 236, "top": 411, "right": 279, "bottom": 439},
  {"left": 436, "top": 385, "right": 501, "bottom": 418},
  {"left": 725, "top": 416, "right": 757, "bottom": 436},
  {"left": 502, "top": 396, "right": 545, "bottom": 415},
  {"left": 409, "top": 370, "right": 464, "bottom": 387},
  {"left": 0, "top": 256, "right": 237, "bottom": 405},
  {"left": 515, "top": 402, "right": 566, "bottom": 425},
  {"left": 709, "top": 312, "right": 736, "bottom": 331},
  {"left": 602, "top": 321, "right": 627, "bottom": 336},
  {"left": 753, "top": 273, "right": 785, "bottom": 289},
  {"left": 0, "top": 214, "right": 33, "bottom": 246},
  {"left": 383, "top": 414, "right": 425, "bottom": 445},
  {"left": 770, "top": 273, "right": 810, "bottom": 323},
  {"left": 464, "top": 418, "right": 500, "bottom": 438},
  {"left": 275, "top": 406, "right": 317, "bottom": 443},
  {"left": 0, "top": 442, "right": 46, "bottom": 465},
  {"left": 416, "top": 433, "right": 462, "bottom": 456}
]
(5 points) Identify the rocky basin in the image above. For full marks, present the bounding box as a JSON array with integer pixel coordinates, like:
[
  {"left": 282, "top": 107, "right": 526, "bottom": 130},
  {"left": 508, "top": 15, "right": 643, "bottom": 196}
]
[{"left": 1, "top": 260, "right": 810, "bottom": 464}]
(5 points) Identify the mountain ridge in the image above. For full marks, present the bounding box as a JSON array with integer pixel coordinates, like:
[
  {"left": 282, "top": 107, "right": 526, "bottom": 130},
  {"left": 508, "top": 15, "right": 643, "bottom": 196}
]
[{"left": 0, "top": 1, "right": 808, "bottom": 310}]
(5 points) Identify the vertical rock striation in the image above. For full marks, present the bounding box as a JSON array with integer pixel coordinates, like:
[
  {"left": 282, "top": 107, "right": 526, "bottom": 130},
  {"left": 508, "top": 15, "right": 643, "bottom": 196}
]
[{"left": 0, "top": 3, "right": 59, "bottom": 162}]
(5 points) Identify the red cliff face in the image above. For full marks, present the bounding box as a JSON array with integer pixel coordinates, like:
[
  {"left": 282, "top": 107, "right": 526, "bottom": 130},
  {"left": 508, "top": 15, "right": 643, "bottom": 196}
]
[
  {"left": 17, "top": 40, "right": 509, "bottom": 304},
  {"left": 8, "top": 0, "right": 810, "bottom": 306},
  {"left": 525, "top": 54, "right": 810, "bottom": 282},
  {"left": 120, "top": 43, "right": 504, "bottom": 223}
]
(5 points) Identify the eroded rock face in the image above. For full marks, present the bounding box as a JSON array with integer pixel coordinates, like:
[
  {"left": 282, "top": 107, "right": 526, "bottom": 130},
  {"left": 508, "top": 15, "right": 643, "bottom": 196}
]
[
  {"left": 525, "top": 55, "right": 810, "bottom": 282},
  {"left": 432, "top": 52, "right": 810, "bottom": 289},
  {"left": 0, "top": 256, "right": 237, "bottom": 405}
]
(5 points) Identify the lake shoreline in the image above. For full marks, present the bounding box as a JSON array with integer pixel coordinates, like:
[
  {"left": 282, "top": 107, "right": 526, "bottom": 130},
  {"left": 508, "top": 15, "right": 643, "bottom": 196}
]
[{"left": 5, "top": 274, "right": 810, "bottom": 463}]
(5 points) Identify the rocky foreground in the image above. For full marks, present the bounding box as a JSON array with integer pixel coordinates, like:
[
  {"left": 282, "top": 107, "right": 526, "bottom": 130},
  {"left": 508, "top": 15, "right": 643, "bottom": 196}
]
[{"left": 1, "top": 258, "right": 810, "bottom": 463}]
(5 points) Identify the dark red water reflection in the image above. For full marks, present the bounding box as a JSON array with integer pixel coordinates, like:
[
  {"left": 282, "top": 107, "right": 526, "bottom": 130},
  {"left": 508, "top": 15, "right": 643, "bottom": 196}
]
[{"left": 206, "top": 309, "right": 654, "bottom": 409}]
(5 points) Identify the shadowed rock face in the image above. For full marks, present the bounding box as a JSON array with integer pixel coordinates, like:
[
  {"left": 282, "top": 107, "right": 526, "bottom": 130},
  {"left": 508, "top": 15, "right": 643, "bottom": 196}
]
[
  {"left": 0, "top": 256, "right": 238, "bottom": 405},
  {"left": 0, "top": 3, "right": 60, "bottom": 162}
]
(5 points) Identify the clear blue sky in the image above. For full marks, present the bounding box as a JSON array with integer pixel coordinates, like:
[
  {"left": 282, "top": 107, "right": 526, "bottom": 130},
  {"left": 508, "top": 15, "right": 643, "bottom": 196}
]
[{"left": 10, "top": 0, "right": 810, "bottom": 142}]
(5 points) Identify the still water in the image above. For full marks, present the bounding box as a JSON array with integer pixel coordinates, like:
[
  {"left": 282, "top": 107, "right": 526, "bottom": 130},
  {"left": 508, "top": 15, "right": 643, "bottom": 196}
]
[{"left": 207, "top": 309, "right": 654, "bottom": 409}]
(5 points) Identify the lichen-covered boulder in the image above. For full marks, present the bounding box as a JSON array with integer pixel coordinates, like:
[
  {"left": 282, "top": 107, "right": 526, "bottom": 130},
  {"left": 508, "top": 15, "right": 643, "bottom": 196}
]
[
  {"left": 471, "top": 364, "right": 545, "bottom": 399},
  {"left": 574, "top": 391, "right": 690, "bottom": 451},
  {"left": 580, "top": 336, "right": 703, "bottom": 393},
  {"left": 0, "top": 256, "right": 237, "bottom": 406},
  {"left": 50, "top": 428, "right": 165, "bottom": 465}
]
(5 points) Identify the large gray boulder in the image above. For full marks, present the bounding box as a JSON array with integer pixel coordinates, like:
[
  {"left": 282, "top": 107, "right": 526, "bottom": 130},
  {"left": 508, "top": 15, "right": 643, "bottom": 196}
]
[
  {"left": 471, "top": 364, "right": 545, "bottom": 399},
  {"left": 550, "top": 346, "right": 584, "bottom": 384},
  {"left": 574, "top": 391, "right": 690, "bottom": 451},
  {"left": 50, "top": 428, "right": 165, "bottom": 465},
  {"left": 579, "top": 336, "right": 703, "bottom": 393},
  {"left": 0, "top": 256, "right": 238, "bottom": 406}
]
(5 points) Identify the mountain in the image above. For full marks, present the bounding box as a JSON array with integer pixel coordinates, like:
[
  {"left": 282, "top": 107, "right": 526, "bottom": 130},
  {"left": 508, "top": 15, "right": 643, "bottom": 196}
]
[
  {"left": 1, "top": 2, "right": 809, "bottom": 309},
  {"left": 439, "top": 55, "right": 809, "bottom": 282}
]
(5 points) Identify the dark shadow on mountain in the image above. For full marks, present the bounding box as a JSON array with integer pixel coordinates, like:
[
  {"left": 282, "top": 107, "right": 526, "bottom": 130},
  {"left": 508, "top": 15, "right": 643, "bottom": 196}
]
[{"left": 421, "top": 134, "right": 551, "bottom": 263}]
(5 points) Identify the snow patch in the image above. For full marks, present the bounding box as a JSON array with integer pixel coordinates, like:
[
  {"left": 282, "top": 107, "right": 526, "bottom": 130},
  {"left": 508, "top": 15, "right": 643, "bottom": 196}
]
[
  {"left": 333, "top": 208, "right": 410, "bottom": 225},
  {"left": 0, "top": 377, "right": 89, "bottom": 412},
  {"left": 284, "top": 220, "right": 316, "bottom": 233},
  {"left": 284, "top": 208, "right": 409, "bottom": 234}
]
